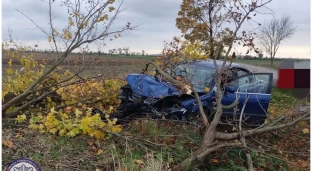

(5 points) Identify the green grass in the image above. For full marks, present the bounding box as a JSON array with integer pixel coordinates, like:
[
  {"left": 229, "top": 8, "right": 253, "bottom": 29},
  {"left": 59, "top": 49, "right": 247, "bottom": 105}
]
[
  {"left": 234, "top": 59, "right": 282, "bottom": 69},
  {"left": 270, "top": 88, "right": 298, "bottom": 107},
  {"left": 269, "top": 87, "right": 309, "bottom": 116}
]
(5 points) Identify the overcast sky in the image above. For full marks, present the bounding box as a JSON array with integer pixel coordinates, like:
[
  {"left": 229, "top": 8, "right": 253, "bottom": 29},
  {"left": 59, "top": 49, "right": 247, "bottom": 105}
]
[{"left": 2, "top": 0, "right": 311, "bottom": 58}]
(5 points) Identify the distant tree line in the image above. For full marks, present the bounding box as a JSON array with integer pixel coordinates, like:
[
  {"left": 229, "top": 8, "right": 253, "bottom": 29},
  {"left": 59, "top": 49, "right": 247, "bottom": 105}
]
[
  {"left": 106, "top": 47, "right": 146, "bottom": 56},
  {"left": 10, "top": 47, "right": 148, "bottom": 56}
]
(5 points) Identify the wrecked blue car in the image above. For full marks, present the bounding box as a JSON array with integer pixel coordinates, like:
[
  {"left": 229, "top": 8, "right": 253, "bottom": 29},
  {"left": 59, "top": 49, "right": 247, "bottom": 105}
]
[{"left": 93, "top": 60, "right": 273, "bottom": 126}]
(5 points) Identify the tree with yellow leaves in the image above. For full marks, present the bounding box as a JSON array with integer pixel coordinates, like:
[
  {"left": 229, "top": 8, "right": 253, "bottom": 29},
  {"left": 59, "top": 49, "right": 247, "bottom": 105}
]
[
  {"left": 2, "top": 0, "right": 137, "bottom": 140},
  {"left": 3, "top": 0, "right": 137, "bottom": 118}
]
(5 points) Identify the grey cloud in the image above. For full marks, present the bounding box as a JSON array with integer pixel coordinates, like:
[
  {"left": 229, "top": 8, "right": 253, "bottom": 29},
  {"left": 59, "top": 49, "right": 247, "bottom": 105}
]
[
  {"left": 2, "top": 0, "right": 68, "bottom": 41},
  {"left": 123, "top": 0, "right": 180, "bottom": 18}
]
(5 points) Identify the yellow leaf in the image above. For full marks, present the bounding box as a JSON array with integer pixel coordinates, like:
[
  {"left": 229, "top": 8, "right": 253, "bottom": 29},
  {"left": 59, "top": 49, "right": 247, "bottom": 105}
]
[
  {"left": 6, "top": 68, "right": 13, "bottom": 75},
  {"left": 234, "top": 139, "right": 241, "bottom": 145},
  {"left": 49, "top": 128, "right": 58, "bottom": 134},
  {"left": 134, "top": 159, "right": 144, "bottom": 165},
  {"left": 75, "top": 108, "right": 82, "bottom": 118},
  {"left": 204, "top": 87, "right": 210, "bottom": 92},
  {"left": 302, "top": 128, "right": 309, "bottom": 134},
  {"left": 94, "top": 130, "right": 105, "bottom": 140},
  {"left": 64, "top": 70, "right": 71, "bottom": 77},
  {"left": 29, "top": 124, "right": 40, "bottom": 130},
  {"left": 59, "top": 129, "right": 66, "bottom": 136},
  {"left": 112, "top": 118, "right": 117, "bottom": 125},
  {"left": 16, "top": 114, "right": 27, "bottom": 123},
  {"left": 8, "top": 59, "right": 12, "bottom": 66},
  {"left": 109, "top": 6, "right": 115, "bottom": 12},
  {"left": 97, "top": 149, "right": 103, "bottom": 155},
  {"left": 68, "top": 128, "right": 80, "bottom": 137},
  {"left": 62, "top": 113, "right": 69, "bottom": 119},
  {"left": 50, "top": 107, "right": 55, "bottom": 113},
  {"left": 109, "top": 106, "right": 114, "bottom": 112},
  {"left": 111, "top": 125, "right": 122, "bottom": 133}
]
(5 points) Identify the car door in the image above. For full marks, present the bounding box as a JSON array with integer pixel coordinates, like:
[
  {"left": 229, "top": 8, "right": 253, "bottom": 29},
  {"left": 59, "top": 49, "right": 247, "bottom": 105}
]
[{"left": 221, "top": 73, "right": 273, "bottom": 125}]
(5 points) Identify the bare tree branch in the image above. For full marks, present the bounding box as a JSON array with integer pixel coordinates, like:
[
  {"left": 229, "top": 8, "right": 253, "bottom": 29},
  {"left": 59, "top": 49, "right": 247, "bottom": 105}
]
[
  {"left": 3, "top": 0, "right": 138, "bottom": 116},
  {"left": 259, "top": 14, "right": 296, "bottom": 65},
  {"left": 215, "top": 112, "right": 310, "bottom": 140}
]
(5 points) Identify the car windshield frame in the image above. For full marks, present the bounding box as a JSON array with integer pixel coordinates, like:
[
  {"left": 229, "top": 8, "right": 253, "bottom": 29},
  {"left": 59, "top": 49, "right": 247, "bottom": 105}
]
[{"left": 166, "top": 63, "right": 217, "bottom": 92}]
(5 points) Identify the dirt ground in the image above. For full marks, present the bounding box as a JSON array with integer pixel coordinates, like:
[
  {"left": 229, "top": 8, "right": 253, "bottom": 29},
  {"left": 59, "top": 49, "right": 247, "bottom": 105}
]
[{"left": 2, "top": 52, "right": 156, "bottom": 79}]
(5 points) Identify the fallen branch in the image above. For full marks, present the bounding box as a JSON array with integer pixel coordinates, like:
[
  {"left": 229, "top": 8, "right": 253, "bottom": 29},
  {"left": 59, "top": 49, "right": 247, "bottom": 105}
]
[
  {"left": 215, "top": 113, "right": 310, "bottom": 140},
  {"left": 238, "top": 94, "right": 253, "bottom": 171},
  {"left": 148, "top": 61, "right": 182, "bottom": 88},
  {"left": 4, "top": 91, "right": 57, "bottom": 118},
  {"left": 196, "top": 142, "right": 242, "bottom": 160}
]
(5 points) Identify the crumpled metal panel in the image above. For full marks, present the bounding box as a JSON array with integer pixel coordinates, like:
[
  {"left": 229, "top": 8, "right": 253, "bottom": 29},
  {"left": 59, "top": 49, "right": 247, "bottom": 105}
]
[{"left": 126, "top": 74, "right": 179, "bottom": 98}]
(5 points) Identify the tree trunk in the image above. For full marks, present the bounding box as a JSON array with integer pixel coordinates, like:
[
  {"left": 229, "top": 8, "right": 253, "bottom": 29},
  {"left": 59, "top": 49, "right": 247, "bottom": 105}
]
[
  {"left": 172, "top": 129, "right": 216, "bottom": 171},
  {"left": 172, "top": 102, "right": 223, "bottom": 171}
]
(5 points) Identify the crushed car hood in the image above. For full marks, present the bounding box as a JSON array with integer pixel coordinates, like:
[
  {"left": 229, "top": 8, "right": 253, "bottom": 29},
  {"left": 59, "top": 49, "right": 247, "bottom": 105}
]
[{"left": 126, "top": 74, "right": 180, "bottom": 98}]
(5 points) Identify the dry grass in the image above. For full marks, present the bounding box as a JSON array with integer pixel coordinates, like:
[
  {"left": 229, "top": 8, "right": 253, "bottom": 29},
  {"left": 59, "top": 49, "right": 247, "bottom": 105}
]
[
  {"left": 2, "top": 121, "right": 111, "bottom": 170},
  {"left": 2, "top": 119, "right": 200, "bottom": 171}
]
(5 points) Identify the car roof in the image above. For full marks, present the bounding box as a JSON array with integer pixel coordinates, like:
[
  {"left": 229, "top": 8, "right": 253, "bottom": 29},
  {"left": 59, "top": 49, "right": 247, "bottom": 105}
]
[{"left": 190, "top": 59, "right": 247, "bottom": 70}]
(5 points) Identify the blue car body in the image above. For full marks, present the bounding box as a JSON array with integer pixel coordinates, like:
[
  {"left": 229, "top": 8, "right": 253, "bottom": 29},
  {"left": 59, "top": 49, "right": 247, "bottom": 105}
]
[{"left": 115, "top": 60, "right": 273, "bottom": 126}]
